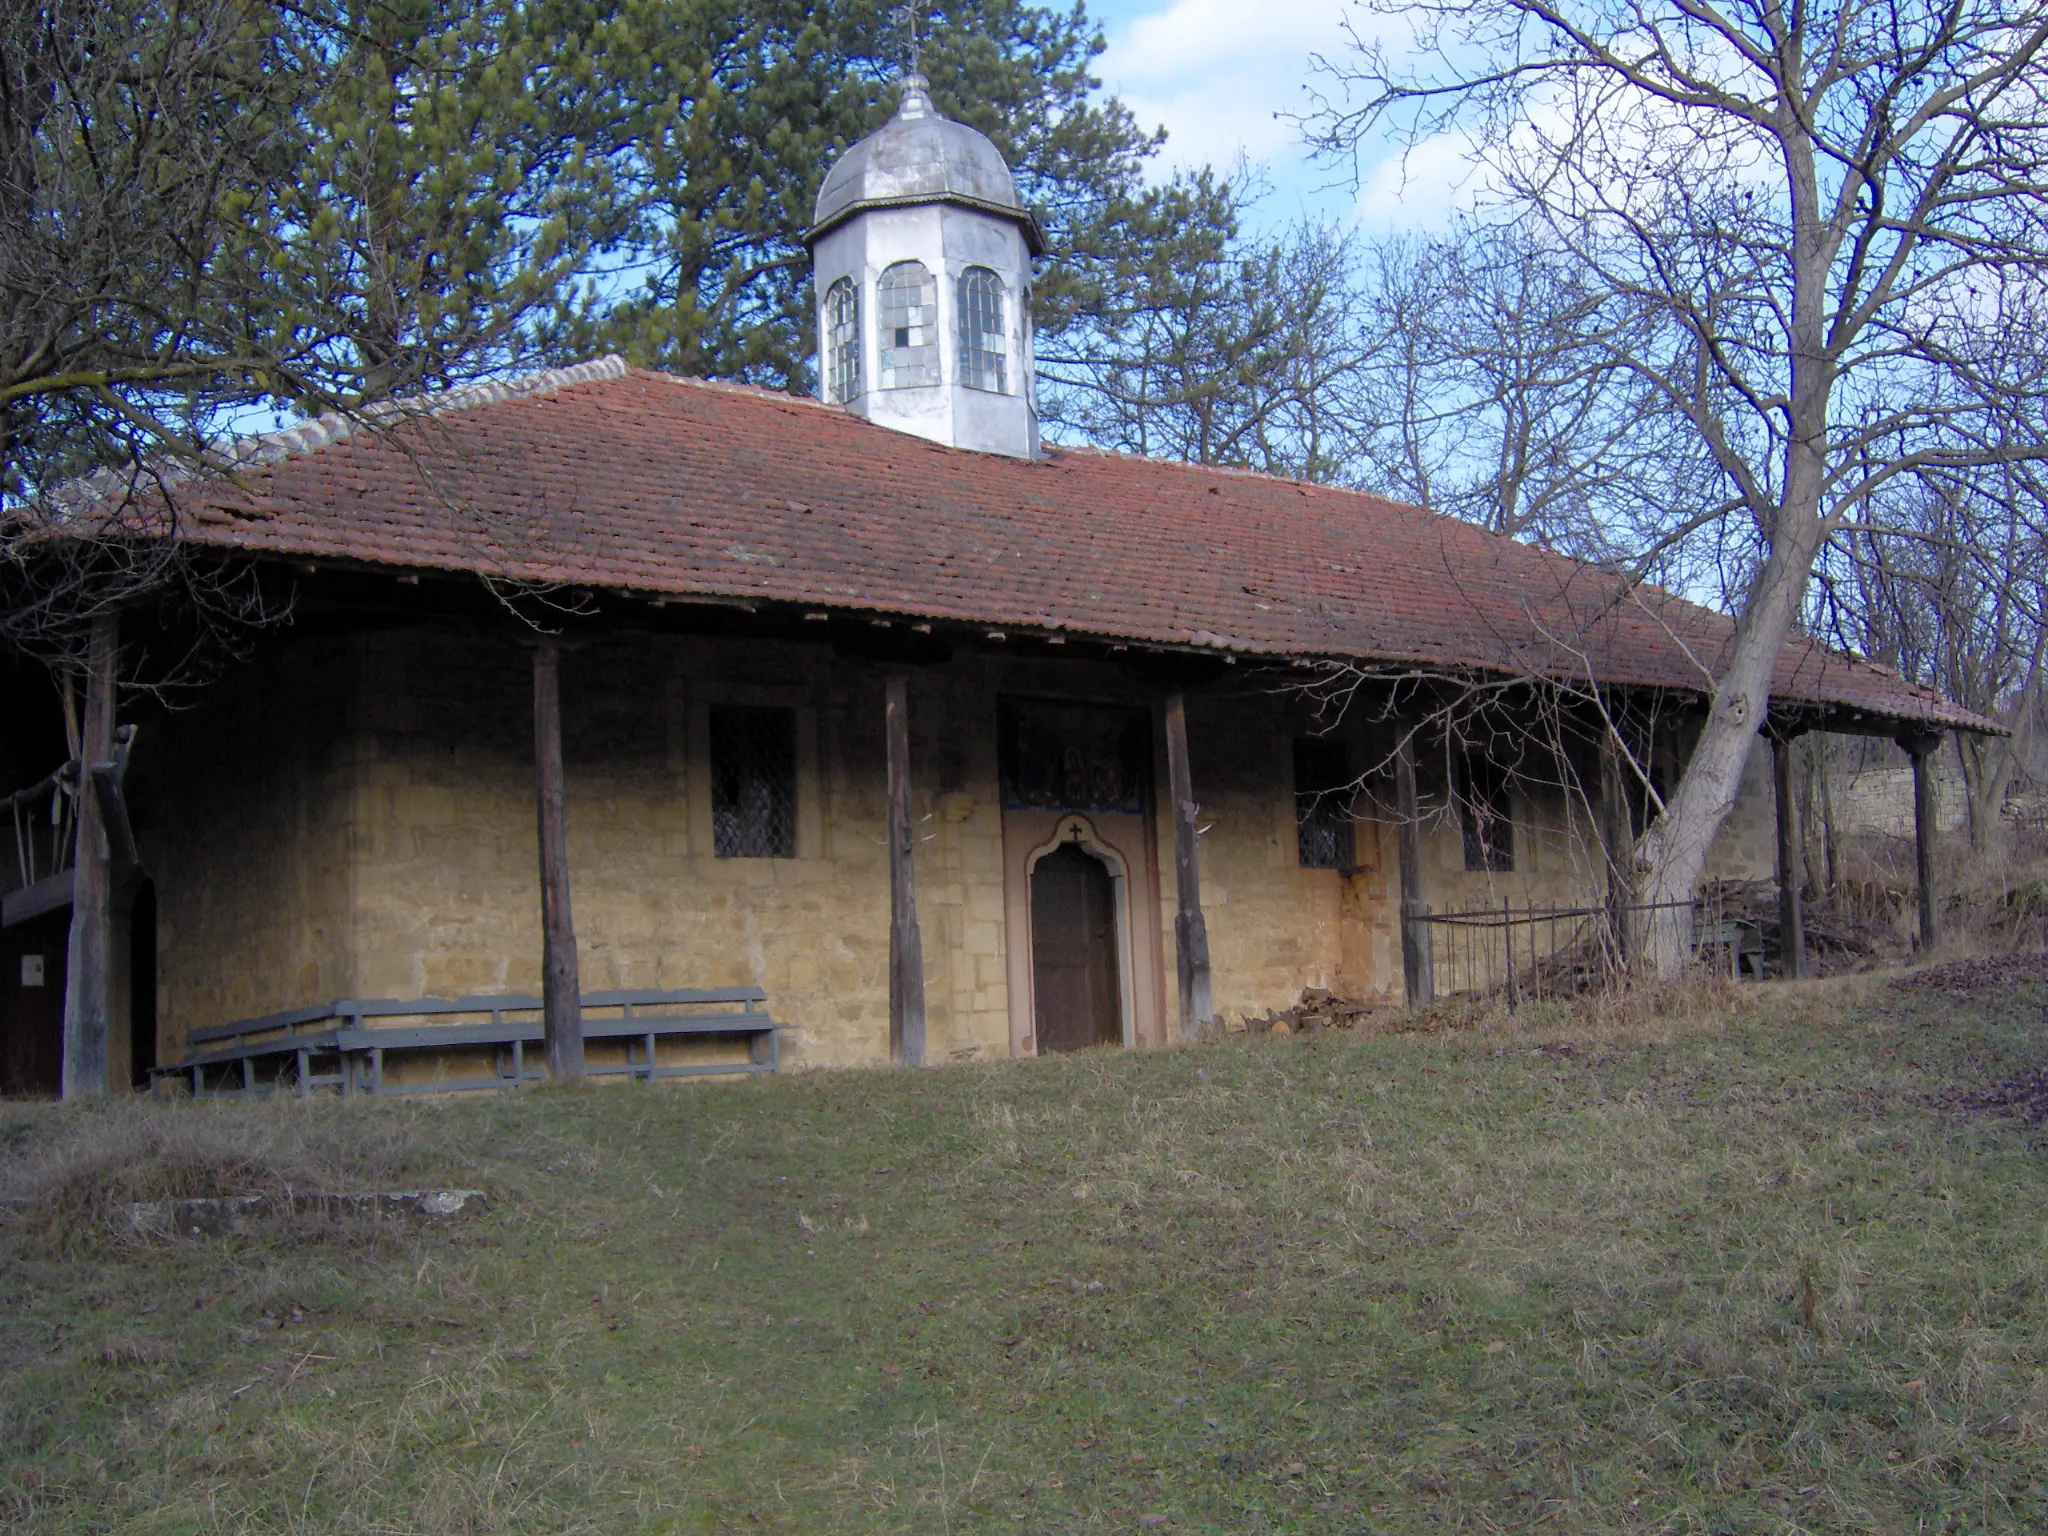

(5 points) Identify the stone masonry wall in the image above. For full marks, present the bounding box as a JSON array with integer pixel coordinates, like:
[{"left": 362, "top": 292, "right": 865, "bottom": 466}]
[
  {"left": 1703, "top": 742, "right": 1778, "bottom": 882},
  {"left": 146, "top": 628, "right": 1791, "bottom": 1067},
  {"left": 343, "top": 630, "right": 904, "bottom": 1070},
  {"left": 1174, "top": 689, "right": 1383, "bottom": 1025},
  {"left": 143, "top": 636, "right": 357, "bottom": 1056}
]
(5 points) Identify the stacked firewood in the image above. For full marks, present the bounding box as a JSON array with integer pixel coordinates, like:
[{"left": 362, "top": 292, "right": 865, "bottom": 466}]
[
  {"left": 1242, "top": 987, "right": 1385, "bottom": 1034},
  {"left": 1700, "top": 878, "right": 1903, "bottom": 974}
]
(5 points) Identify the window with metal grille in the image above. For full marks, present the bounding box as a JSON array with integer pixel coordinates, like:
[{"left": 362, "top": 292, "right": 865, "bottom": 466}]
[
  {"left": 711, "top": 705, "right": 797, "bottom": 859},
  {"left": 824, "top": 277, "right": 860, "bottom": 402},
  {"left": 1294, "top": 736, "right": 1355, "bottom": 869},
  {"left": 1456, "top": 754, "right": 1514, "bottom": 872},
  {"left": 957, "top": 267, "right": 1006, "bottom": 393},
  {"left": 877, "top": 261, "right": 939, "bottom": 388}
]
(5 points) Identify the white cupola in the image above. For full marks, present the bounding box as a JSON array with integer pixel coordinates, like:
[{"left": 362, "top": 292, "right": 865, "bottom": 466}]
[{"left": 807, "top": 74, "right": 1044, "bottom": 459}]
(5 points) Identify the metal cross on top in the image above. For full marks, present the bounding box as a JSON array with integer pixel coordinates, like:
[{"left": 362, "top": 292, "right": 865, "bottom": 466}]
[{"left": 902, "top": 0, "right": 923, "bottom": 74}]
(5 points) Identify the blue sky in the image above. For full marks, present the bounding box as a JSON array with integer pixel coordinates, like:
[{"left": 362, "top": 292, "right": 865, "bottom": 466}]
[{"left": 1085, "top": 0, "right": 1485, "bottom": 236}]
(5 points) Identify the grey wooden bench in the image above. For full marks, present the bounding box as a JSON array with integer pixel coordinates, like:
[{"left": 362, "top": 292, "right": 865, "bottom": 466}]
[
  {"left": 151, "top": 987, "right": 778, "bottom": 1098},
  {"left": 1703, "top": 919, "right": 1767, "bottom": 980}
]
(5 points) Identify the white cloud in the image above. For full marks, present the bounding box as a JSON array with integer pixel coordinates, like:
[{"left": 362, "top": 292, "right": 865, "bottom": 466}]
[
  {"left": 1093, "top": 0, "right": 1351, "bottom": 187},
  {"left": 1349, "top": 64, "right": 1790, "bottom": 235},
  {"left": 1105, "top": 0, "right": 1349, "bottom": 81},
  {"left": 1354, "top": 124, "right": 1494, "bottom": 230},
  {"left": 1090, "top": 0, "right": 1426, "bottom": 230}
]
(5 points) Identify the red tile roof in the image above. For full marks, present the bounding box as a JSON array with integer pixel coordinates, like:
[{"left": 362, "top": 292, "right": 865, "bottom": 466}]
[{"left": 161, "top": 358, "right": 1991, "bottom": 733}]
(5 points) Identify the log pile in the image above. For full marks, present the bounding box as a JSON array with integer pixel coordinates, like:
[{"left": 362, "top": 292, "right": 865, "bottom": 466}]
[
  {"left": 1700, "top": 879, "right": 1903, "bottom": 975},
  {"left": 1242, "top": 987, "right": 1386, "bottom": 1034},
  {"left": 1231, "top": 882, "right": 1904, "bottom": 1037}
]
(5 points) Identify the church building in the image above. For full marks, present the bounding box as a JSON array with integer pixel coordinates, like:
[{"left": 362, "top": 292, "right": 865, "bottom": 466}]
[{"left": 0, "top": 78, "right": 1992, "bottom": 1096}]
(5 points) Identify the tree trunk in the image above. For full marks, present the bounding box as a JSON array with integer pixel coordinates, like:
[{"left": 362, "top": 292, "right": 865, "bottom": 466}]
[
  {"left": 1633, "top": 472, "right": 1830, "bottom": 975},
  {"left": 532, "top": 639, "right": 583, "bottom": 1080},
  {"left": 1964, "top": 661, "right": 2040, "bottom": 858},
  {"left": 60, "top": 611, "right": 117, "bottom": 1099}
]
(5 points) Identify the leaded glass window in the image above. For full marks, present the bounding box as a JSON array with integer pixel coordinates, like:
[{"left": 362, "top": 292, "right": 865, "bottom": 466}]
[
  {"left": 1294, "top": 737, "right": 1355, "bottom": 869},
  {"left": 711, "top": 705, "right": 797, "bottom": 859},
  {"left": 957, "top": 267, "right": 1006, "bottom": 393},
  {"left": 824, "top": 277, "right": 860, "bottom": 403},
  {"left": 878, "top": 261, "right": 939, "bottom": 388}
]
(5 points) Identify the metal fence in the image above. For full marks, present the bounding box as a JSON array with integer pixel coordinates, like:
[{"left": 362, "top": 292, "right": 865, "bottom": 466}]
[{"left": 1403, "top": 891, "right": 1759, "bottom": 1007}]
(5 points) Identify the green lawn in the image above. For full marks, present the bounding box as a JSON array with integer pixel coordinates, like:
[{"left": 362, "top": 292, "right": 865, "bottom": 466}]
[{"left": 5, "top": 972, "right": 2048, "bottom": 1534}]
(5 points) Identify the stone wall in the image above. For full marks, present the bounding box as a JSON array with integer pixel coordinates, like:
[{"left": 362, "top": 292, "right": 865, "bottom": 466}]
[
  {"left": 338, "top": 631, "right": 902, "bottom": 1070},
  {"left": 140, "top": 637, "right": 357, "bottom": 1053},
  {"left": 1831, "top": 757, "right": 1969, "bottom": 840},
  {"left": 143, "top": 628, "right": 1790, "bottom": 1067},
  {"left": 1175, "top": 690, "right": 1391, "bottom": 1023},
  {"left": 1704, "top": 743, "right": 1779, "bottom": 881}
]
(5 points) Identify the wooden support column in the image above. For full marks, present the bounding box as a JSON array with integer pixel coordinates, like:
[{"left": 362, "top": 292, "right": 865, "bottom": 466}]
[
  {"left": 61, "top": 611, "right": 117, "bottom": 1099},
  {"left": 1904, "top": 730, "right": 1944, "bottom": 953},
  {"left": 885, "top": 672, "right": 926, "bottom": 1065},
  {"left": 1395, "top": 729, "right": 1433, "bottom": 1006},
  {"left": 1163, "top": 692, "right": 1213, "bottom": 1038},
  {"left": 532, "top": 639, "right": 583, "bottom": 1079},
  {"left": 1772, "top": 732, "right": 1806, "bottom": 980},
  {"left": 1598, "top": 735, "right": 1629, "bottom": 966}
]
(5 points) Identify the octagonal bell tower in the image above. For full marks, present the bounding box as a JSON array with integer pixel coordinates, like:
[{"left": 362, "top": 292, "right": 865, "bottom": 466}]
[{"left": 807, "top": 74, "right": 1045, "bottom": 459}]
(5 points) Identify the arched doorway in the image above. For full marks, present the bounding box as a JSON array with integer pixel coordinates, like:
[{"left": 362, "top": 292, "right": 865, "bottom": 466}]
[{"left": 1030, "top": 842, "right": 1122, "bottom": 1052}]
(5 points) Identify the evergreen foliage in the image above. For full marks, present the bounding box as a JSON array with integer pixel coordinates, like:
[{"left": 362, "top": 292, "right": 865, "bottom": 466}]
[
  {"left": 538, "top": 0, "right": 1207, "bottom": 391},
  {"left": 2, "top": 0, "right": 1235, "bottom": 495}
]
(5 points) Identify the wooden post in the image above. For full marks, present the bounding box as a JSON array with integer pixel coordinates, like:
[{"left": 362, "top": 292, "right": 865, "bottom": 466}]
[
  {"left": 1502, "top": 895, "right": 1517, "bottom": 1010},
  {"left": 532, "top": 639, "right": 583, "bottom": 1079},
  {"left": 886, "top": 672, "right": 926, "bottom": 1065},
  {"left": 1772, "top": 732, "right": 1806, "bottom": 980},
  {"left": 1395, "top": 729, "right": 1433, "bottom": 1006},
  {"left": 1163, "top": 692, "right": 1213, "bottom": 1037},
  {"left": 1598, "top": 735, "right": 1629, "bottom": 967},
  {"left": 1905, "top": 731, "right": 1943, "bottom": 953},
  {"left": 61, "top": 611, "right": 117, "bottom": 1098},
  {"left": 1817, "top": 736, "right": 1840, "bottom": 898}
]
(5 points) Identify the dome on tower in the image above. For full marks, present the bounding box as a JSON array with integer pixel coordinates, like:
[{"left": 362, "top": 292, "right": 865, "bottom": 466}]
[{"left": 809, "top": 75, "right": 1045, "bottom": 254}]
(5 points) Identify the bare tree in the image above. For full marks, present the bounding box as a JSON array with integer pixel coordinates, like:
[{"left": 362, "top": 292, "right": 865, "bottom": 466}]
[
  {"left": 1041, "top": 201, "right": 1384, "bottom": 479},
  {"left": 1311, "top": 0, "right": 2048, "bottom": 972},
  {"left": 1345, "top": 223, "right": 1712, "bottom": 565},
  {"left": 2, "top": 0, "right": 290, "bottom": 500},
  {"left": 1, "top": 0, "right": 613, "bottom": 676},
  {"left": 1816, "top": 454, "right": 2048, "bottom": 849}
]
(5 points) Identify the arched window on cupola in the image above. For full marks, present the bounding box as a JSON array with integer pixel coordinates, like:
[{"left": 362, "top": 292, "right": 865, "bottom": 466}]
[
  {"left": 957, "top": 267, "right": 1007, "bottom": 394},
  {"left": 877, "top": 261, "right": 940, "bottom": 388},
  {"left": 824, "top": 277, "right": 860, "bottom": 403}
]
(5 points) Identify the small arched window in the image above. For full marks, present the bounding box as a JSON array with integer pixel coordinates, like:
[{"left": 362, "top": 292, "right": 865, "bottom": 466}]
[
  {"left": 877, "top": 261, "right": 940, "bottom": 388},
  {"left": 957, "top": 267, "right": 1007, "bottom": 393},
  {"left": 823, "top": 277, "right": 860, "bottom": 403}
]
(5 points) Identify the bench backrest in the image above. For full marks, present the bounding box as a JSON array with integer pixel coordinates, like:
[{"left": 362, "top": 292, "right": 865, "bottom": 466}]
[{"left": 182, "top": 986, "right": 771, "bottom": 1049}]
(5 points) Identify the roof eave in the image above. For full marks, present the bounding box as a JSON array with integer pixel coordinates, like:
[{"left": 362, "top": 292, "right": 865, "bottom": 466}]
[
  {"left": 246, "top": 547, "right": 2009, "bottom": 738},
  {"left": 804, "top": 194, "right": 1048, "bottom": 256}
]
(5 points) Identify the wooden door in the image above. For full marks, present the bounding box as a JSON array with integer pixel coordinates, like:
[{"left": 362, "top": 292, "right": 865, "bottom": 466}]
[
  {"left": 1031, "top": 843, "right": 1122, "bottom": 1052},
  {"left": 1, "top": 908, "right": 68, "bottom": 1096}
]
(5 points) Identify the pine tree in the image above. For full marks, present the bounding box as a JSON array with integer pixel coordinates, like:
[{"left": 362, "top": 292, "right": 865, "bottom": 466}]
[{"left": 536, "top": 0, "right": 1232, "bottom": 391}]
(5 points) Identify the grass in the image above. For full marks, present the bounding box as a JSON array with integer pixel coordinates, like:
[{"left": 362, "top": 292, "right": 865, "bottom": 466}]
[{"left": 5, "top": 972, "right": 2048, "bottom": 1534}]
